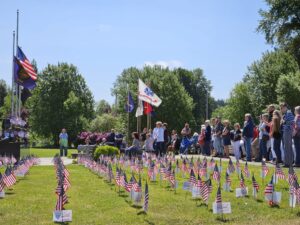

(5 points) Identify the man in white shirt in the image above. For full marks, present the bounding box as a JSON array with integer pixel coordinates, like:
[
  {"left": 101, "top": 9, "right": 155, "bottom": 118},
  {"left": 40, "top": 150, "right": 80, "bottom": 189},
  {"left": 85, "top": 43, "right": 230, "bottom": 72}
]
[{"left": 153, "top": 121, "right": 165, "bottom": 156}]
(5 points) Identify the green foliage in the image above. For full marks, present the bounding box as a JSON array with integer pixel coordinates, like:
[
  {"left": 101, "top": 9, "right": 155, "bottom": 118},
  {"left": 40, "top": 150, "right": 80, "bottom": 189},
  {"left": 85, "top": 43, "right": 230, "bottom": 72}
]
[
  {"left": 212, "top": 82, "right": 254, "bottom": 124},
  {"left": 93, "top": 145, "right": 119, "bottom": 160},
  {"left": 89, "top": 113, "right": 125, "bottom": 133},
  {"left": 112, "top": 66, "right": 198, "bottom": 133},
  {"left": 276, "top": 71, "right": 300, "bottom": 109},
  {"left": 27, "top": 63, "right": 94, "bottom": 145},
  {"left": 0, "top": 93, "right": 11, "bottom": 118},
  {"left": 96, "top": 99, "right": 111, "bottom": 115},
  {"left": 175, "top": 68, "right": 213, "bottom": 124},
  {"left": 0, "top": 79, "right": 8, "bottom": 108},
  {"left": 244, "top": 50, "right": 298, "bottom": 117},
  {"left": 257, "top": 0, "right": 300, "bottom": 65}
]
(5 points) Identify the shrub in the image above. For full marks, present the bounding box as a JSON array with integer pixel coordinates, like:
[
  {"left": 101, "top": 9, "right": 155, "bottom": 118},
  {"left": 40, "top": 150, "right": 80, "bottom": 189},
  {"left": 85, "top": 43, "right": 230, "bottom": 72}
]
[{"left": 93, "top": 145, "right": 119, "bottom": 160}]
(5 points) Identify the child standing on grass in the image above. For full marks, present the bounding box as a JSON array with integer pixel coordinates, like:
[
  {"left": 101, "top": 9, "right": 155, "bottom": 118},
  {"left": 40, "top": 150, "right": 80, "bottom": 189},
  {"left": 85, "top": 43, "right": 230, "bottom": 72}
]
[{"left": 59, "top": 128, "right": 68, "bottom": 157}]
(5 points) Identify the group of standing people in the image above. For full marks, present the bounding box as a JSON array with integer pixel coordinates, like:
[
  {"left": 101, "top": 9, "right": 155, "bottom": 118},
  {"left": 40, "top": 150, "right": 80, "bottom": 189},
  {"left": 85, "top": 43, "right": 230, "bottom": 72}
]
[{"left": 192, "top": 102, "right": 300, "bottom": 168}]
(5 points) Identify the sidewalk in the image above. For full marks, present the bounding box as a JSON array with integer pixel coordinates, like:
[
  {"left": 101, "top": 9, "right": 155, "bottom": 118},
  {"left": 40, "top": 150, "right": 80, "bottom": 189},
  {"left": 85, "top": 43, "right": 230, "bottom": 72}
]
[{"left": 38, "top": 157, "right": 73, "bottom": 166}]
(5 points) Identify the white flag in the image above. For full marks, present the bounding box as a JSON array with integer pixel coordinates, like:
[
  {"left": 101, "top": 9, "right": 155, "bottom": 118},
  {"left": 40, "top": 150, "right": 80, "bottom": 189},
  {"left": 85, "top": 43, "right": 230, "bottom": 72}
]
[
  {"left": 138, "top": 79, "right": 162, "bottom": 107},
  {"left": 135, "top": 99, "right": 143, "bottom": 117}
]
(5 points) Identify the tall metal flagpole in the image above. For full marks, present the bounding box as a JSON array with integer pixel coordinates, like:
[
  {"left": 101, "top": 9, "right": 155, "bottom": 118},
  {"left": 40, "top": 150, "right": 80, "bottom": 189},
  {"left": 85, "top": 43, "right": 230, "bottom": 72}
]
[
  {"left": 16, "top": 9, "right": 20, "bottom": 117},
  {"left": 127, "top": 84, "right": 130, "bottom": 145},
  {"left": 11, "top": 31, "right": 15, "bottom": 117}
]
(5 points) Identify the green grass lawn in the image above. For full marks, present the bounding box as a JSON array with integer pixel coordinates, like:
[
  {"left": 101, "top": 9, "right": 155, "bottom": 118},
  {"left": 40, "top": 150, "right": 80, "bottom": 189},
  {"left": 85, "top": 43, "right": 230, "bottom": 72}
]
[
  {"left": 1, "top": 161, "right": 300, "bottom": 225},
  {"left": 29, "top": 148, "right": 77, "bottom": 158}
]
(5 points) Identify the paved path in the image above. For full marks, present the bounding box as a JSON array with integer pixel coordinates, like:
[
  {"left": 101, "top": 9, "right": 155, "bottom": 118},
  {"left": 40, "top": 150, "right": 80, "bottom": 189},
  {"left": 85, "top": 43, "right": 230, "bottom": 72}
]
[{"left": 38, "top": 157, "right": 73, "bottom": 166}]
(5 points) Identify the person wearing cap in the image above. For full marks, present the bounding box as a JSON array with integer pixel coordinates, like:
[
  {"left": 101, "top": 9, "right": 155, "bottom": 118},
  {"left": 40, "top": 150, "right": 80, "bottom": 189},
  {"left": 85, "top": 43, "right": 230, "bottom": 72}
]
[
  {"left": 280, "top": 102, "right": 294, "bottom": 167},
  {"left": 153, "top": 121, "right": 165, "bottom": 156}
]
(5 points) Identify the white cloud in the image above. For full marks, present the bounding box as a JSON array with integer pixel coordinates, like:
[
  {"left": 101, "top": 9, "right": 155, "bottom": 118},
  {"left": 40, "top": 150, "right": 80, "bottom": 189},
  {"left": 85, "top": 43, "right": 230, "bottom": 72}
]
[
  {"left": 143, "top": 60, "right": 183, "bottom": 69},
  {"left": 96, "top": 24, "right": 112, "bottom": 32}
]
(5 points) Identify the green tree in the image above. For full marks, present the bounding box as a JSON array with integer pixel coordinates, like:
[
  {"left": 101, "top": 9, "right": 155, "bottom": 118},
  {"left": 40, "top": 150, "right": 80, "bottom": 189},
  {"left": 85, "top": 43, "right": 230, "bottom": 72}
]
[
  {"left": 96, "top": 99, "right": 111, "bottom": 115},
  {"left": 27, "top": 63, "right": 94, "bottom": 145},
  {"left": 212, "top": 82, "right": 254, "bottom": 125},
  {"left": 257, "top": 0, "right": 300, "bottom": 65},
  {"left": 276, "top": 71, "right": 300, "bottom": 109},
  {"left": 175, "top": 68, "right": 213, "bottom": 125},
  {"left": 0, "top": 79, "right": 8, "bottom": 108},
  {"left": 0, "top": 94, "right": 11, "bottom": 118},
  {"left": 89, "top": 114, "right": 124, "bottom": 133},
  {"left": 244, "top": 50, "right": 298, "bottom": 117},
  {"left": 112, "top": 66, "right": 194, "bottom": 133}
]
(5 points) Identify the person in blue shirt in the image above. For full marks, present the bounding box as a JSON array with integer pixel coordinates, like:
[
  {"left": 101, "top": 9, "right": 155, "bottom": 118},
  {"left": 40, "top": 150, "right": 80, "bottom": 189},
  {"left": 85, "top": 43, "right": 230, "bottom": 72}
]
[
  {"left": 280, "top": 102, "right": 295, "bottom": 167},
  {"left": 59, "top": 128, "right": 68, "bottom": 157}
]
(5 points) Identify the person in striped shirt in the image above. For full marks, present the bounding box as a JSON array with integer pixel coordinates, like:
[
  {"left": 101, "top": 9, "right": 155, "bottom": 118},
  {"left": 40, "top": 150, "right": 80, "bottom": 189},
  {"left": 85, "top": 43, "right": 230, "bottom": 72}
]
[{"left": 280, "top": 102, "right": 295, "bottom": 167}]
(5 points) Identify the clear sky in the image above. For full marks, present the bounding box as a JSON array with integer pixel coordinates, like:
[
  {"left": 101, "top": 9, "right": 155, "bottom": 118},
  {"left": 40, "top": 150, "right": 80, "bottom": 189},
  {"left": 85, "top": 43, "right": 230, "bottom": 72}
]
[{"left": 0, "top": 0, "right": 271, "bottom": 104}]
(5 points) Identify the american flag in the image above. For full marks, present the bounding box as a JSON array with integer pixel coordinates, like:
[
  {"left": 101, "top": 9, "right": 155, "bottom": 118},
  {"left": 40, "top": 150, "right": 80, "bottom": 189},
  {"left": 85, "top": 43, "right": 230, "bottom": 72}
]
[
  {"left": 275, "top": 164, "right": 285, "bottom": 180},
  {"left": 291, "top": 180, "right": 300, "bottom": 204},
  {"left": 209, "top": 158, "right": 215, "bottom": 169},
  {"left": 252, "top": 175, "right": 259, "bottom": 191},
  {"left": 16, "top": 47, "right": 37, "bottom": 80},
  {"left": 197, "top": 174, "right": 202, "bottom": 188},
  {"left": 160, "top": 163, "right": 167, "bottom": 178},
  {"left": 261, "top": 161, "right": 269, "bottom": 177},
  {"left": 240, "top": 173, "right": 246, "bottom": 189},
  {"left": 165, "top": 163, "right": 172, "bottom": 180},
  {"left": 143, "top": 181, "right": 149, "bottom": 212},
  {"left": 189, "top": 169, "right": 197, "bottom": 186},
  {"left": 169, "top": 170, "right": 176, "bottom": 188},
  {"left": 3, "top": 167, "right": 16, "bottom": 187},
  {"left": 201, "top": 180, "right": 209, "bottom": 202},
  {"left": 227, "top": 158, "right": 235, "bottom": 174},
  {"left": 264, "top": 176, "right": 274, "bottom": 195},
  {"left": 55, "top": 184, "right": 67, "bottom": 211},
  {"left": 147, "top": 162, "right": 155, "bottom": 179},
  {"left": 0, "top": 172, "right": 6, "bottom": 191},
  {"left": 288, "top": 166, "right": 298, "bottom": 185},
  {"left": 207, "top": 178, "right": 213, "bottom": 194},
  {"left": 243, "top": 162, "right": 250, "bottom": 178},
  {"left": 215, "top": 186, "right": 222, "bottom": 204},
  {"left": 236, "top": 160, "right": 241, "bottom": 175},
  {"left": 133, "top": 176, "right": 142, "bottom": 193},
  {"left": 115, "top": 167, "right": 121, "bottom": 186},
  {"left": 225, "top": 172, "right": 231, "bottom": 185},
  {"left": 199, "top": 166, "right": 207, "bottom": 178},
  {"left": 128, "top": 174, "right": 136, "bottom": 192},
  {"left": 213, "top": 164, "right": 220, "bottom": 182}
]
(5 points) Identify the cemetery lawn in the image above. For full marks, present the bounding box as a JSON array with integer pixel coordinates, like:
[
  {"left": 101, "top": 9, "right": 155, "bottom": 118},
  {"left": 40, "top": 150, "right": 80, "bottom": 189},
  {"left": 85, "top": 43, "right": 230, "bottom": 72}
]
[
  {"left": 1, "top": 162, "right": 300, "bottom": 225},
  {"left": 29, "top": 148, "right": 77, "bottom": 158}
]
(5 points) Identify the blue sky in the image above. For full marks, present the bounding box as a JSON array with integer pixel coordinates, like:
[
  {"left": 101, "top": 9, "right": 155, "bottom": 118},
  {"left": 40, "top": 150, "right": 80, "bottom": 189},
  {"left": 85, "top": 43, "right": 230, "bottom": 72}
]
[{"left": 0, "top": 0, "right": 271, "bottom": 103}]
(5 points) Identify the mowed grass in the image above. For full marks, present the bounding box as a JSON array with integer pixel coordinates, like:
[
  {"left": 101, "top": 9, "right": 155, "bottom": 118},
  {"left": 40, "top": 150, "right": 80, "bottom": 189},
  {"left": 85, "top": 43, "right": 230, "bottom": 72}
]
[
  {"left": 1, "top": 161, "right": 300, "bottom": 225},
  {"left": 29, "top": 148, "right": 77, "bottom": 158}
]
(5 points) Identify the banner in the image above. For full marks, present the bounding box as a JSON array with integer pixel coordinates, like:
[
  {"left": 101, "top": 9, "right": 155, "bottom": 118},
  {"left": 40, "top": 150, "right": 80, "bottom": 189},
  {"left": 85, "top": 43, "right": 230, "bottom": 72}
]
[{"left": 138, "top": 79, "right": 162, "bottom": 107}]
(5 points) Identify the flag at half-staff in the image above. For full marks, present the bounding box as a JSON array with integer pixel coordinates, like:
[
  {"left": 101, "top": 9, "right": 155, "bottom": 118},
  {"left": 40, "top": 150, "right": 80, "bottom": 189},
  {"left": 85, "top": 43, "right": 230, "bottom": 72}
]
[{"left": 14, "top": 47, "right": 37, "bottom": 90}]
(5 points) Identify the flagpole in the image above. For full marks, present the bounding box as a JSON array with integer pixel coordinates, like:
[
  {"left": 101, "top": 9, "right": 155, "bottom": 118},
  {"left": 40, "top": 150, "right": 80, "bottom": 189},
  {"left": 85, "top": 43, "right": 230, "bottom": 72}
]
[
  {"left": 16, "top": 9, "right": 20, "bottom": 117},
  {"left": 11, "top": 31, "right": 15, "bottom": 117},
  {"left": 127, "top": 84, "right": 130, "bottom": 145}
]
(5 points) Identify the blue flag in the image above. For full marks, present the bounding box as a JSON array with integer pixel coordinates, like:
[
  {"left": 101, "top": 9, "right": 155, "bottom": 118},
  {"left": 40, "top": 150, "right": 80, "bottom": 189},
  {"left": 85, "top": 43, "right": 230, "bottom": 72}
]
[{"left": 125, "top": 92, "right": 134, "bottom": 112}]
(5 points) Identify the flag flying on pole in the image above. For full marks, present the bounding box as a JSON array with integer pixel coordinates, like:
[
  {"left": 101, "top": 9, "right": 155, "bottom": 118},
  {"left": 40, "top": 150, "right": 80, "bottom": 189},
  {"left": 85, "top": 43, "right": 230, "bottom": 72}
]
[
  {"left": 14, "top": 47, "right": 37, "bottom": 90},
  {"left": 125, "top": 91, "right": 134, "bottom": 112},
  {"left": 138, "top": 79, "right": 162, "bottom": 107},
  {"left": 135, "top": 99, "right": 144, "bottom": 117},
  {"left": 143, "top": 102, "right": 153, "bottom": 115}
]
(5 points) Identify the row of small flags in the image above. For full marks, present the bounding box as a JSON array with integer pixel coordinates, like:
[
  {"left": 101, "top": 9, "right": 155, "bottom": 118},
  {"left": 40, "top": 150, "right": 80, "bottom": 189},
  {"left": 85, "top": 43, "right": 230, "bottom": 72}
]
[
  {"left": 0, "top": 156, "right": 38, "bottom": 198},
  {"left": 78, "top": 155, "right": 149, "bottom": 213},
  {"left": 78, "top": 153, "right": 300, "bottom": 214},
  {"left": 52, "top": 156, "right": 72, "bottom": 222}
]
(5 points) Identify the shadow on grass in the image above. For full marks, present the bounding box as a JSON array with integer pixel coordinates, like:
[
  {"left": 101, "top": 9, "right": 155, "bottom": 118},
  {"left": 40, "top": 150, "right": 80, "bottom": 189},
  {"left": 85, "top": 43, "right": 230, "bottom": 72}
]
[
  {"left": 131, "top": 205, "right": 143, "bottom": 209},
  {"left": 137, "top": 211, "right": 147, "bottom": 215},
  {"left": 256, "top": 199, "right": 263, "bottom": 203},
  {"left": 5, "top": 192, "right": 15, "bottom": 195},
  {"left": 54, "top": 222, "right": 70, "bottom": 225},
  {"left": 216, "top": 216, "right": 230, "bottom": 223},
  {"left": 144, "top": 219, "right": 155, "bottom": 225},
  {"left": 296, "top": 212, "right": 300, "bottom": 217},
  {"left": 196, "top": 202, "right": 208, "bottom": 208},
  {"left": 119, "top": 193, "right": 128, "bottom": 198}
]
